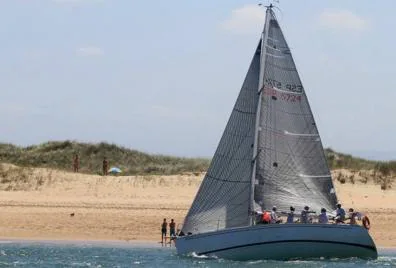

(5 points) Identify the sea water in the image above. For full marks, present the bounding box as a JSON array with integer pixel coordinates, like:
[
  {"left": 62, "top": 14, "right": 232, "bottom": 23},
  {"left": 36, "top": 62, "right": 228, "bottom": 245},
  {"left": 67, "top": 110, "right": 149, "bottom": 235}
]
[{"left": 0, "top": 240, "right": 395, "bottom": 267}]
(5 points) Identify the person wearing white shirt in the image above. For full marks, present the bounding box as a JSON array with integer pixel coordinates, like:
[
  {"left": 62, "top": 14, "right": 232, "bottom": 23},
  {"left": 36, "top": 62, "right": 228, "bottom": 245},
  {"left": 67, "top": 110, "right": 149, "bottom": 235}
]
[{"left": 270, "top": 206, "right": 278, "bottom": 223}]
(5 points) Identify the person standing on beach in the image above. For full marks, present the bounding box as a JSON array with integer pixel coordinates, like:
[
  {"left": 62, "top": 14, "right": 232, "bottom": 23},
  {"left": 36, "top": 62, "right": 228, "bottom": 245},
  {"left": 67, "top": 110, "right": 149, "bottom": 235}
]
[
  {"left": 169, "top": 219, "right": 176, "bottom": 238},
  {"left": 161, "top": 218, "right": 168, "bottom": 243},
  {"left": 73, "top": 154, "right": 79, "bottom": 173},
  {"left": 102, "top": 157, "right": 108, "bottom": 176}
]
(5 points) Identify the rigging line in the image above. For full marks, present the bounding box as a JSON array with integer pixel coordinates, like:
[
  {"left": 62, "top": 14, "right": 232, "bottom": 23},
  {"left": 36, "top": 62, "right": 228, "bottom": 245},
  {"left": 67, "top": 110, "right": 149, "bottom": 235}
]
[
  {"left": 205, "top": 174, "right": 251, "bottom": 184},
  {"left": 233, "top": 107, "right": 256, "bottom": 115},
  {"left": 265, "top": 53, "right": 285, "bottom": 58},
  {"left": 284, "top": 131, "right": 319, "bottom": 137}
]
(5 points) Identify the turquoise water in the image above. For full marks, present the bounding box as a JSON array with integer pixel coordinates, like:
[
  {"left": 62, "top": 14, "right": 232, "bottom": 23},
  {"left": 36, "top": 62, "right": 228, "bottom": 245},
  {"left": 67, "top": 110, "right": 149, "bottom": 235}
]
[{"left": 0, "top": 241, "right": 395, "bottom": 267}]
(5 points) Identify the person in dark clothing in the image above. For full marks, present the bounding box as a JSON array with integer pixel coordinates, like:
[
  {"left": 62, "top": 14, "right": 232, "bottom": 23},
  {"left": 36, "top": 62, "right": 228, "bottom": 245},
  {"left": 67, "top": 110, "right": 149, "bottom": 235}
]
[
  {"left": 161, "top": 218, "right": 167, "bottom": 243},
  {"left": 73, "top": 154, "right": 79, "bottom": 173},
  {"left": 102, "top": 157, "right": 108, "bottom": 176},
  {"left": 169, "top": 219, "right": 176, "bottom": 238}
]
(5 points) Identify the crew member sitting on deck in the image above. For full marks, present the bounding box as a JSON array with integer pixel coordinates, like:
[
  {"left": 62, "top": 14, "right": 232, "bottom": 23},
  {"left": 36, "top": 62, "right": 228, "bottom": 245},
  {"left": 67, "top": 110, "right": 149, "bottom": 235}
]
[
  {"left": 286, "top": 206, "right": 295, "bottom": 223},
  {"left": 262, "top": 211, "right": 271, "bottom": 224},
  {"left": 335, "top": 203, "right": 346, "bottom": 223},
  {"left": 270, "top": 206, "right": 282, "bottom": 223},
  {"left": 318, "top": 208, "right": 329, "bottom": 224},
  {"left": 348, "top": 208, "right": 360, "bottom": 225},
  {"left": 300, "top": 206, "right": 315, "bottom": 224}
]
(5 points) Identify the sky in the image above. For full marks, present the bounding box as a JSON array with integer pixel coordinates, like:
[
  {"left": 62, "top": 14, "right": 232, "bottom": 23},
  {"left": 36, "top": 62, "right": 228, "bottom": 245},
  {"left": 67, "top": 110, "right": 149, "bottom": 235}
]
[{"left": 0, "top": 0, "right": 395, "bottom": 160}]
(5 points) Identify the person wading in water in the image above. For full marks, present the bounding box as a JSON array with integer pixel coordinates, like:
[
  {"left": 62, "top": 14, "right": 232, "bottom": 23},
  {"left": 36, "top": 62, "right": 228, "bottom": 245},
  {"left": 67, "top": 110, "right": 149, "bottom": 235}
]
[{"left": 161, "top": 218, "right": 168, "bottom": 244}]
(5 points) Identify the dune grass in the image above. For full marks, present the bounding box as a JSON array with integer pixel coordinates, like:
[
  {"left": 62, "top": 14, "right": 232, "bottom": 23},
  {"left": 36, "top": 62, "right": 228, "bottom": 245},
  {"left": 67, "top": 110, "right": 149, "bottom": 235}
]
[
  {"left": 0, "top": 141, "right": 209, "bottom": 175},
  {"left": 0, "top": 142, "right": 394, "bottom": 181}
]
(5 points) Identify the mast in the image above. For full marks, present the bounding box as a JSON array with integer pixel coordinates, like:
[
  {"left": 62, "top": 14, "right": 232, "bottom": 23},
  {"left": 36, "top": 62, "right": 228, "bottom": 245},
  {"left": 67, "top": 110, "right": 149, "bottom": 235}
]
[{"left": 248, "top": 5, "right": 272, "bottom": 224}]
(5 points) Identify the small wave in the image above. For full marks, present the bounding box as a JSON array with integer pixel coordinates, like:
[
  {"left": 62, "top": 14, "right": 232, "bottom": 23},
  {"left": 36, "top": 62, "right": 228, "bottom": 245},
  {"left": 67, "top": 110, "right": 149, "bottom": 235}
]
[{"left": 189, "top": 252, "right": 210, "bottom": 259}]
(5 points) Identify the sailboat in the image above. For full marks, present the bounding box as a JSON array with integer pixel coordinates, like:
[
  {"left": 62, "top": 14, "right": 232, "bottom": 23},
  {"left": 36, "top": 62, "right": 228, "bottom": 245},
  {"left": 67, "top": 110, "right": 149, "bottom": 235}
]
[{"left": 175, "top": 4, "right": 377, "bottom": 260}]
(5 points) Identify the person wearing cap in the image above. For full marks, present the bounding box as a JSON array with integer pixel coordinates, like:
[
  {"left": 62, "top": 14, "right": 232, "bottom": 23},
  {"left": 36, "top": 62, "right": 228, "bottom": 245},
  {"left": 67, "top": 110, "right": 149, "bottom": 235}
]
[
  {"left": 335, "top": 203, "right": 346, "bottom": 223},
  {"left": 300, "top": 205, "right": 315, "bottom": 224},
  {"left": 286, "top": 206, "right": 295, "bottom": 223},
  {"left": 318, "top": 208, "right": 329, "bottom": 224}
]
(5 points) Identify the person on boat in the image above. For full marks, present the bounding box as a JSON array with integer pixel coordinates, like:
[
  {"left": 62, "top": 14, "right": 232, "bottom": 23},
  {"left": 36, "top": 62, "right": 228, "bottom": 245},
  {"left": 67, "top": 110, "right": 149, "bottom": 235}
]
[
  {"left": 261, "top": 211, "right": 271, "bottom": 224},
  {"left": 161, "top": 218, "right": 167, "bottom": 243},
  {"left": 300, "top": 206, "right": 315, "bottom": 224},
  {"left": 335, "top": 203, "right": 346, "bottom": 223},
  {"left": 270, "top": 206, "right": 281, "bottom": 223},
  {"left": 286, "top": 206, "right": 295, "bottom": 223},
  {"left": 169, "top": 219, "right": 176, "bottom": 238},
  {"left": 318, "top": 208, "right": 329, "bottom": 224},
  {"left": 347, "top": 208, "right": 360, "bottom": 225}
]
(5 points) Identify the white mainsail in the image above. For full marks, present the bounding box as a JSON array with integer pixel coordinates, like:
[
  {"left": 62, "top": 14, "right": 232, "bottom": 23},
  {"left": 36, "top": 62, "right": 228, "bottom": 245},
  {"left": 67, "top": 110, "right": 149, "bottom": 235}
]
[{"left": 181, "top": 7, "right": 337, "bottom": 235}]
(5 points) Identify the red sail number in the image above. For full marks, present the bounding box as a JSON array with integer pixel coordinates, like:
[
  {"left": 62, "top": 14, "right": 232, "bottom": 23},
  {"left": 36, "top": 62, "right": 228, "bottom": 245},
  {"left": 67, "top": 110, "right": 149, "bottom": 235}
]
[{"left": 263, "top": 87, "right": 302, "bottom": 102}]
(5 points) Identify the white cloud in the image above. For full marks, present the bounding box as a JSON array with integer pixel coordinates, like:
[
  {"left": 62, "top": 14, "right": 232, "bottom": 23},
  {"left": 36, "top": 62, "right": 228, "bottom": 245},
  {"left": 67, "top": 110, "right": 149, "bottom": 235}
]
[
  {"left": 220, "top": 4, "right": 265, "bottom": 34},
  {"left": 319, "top": 10, "right": 369, "bottom": 31},
  {"left": 76, "top": 47, "right": 104, "bottom": 56}
]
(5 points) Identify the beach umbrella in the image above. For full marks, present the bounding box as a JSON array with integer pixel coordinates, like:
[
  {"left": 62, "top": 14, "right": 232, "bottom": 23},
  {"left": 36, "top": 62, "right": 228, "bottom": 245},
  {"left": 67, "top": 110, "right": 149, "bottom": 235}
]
[{"left": 108, "top": 167, "right": 122, "bottom": 174}]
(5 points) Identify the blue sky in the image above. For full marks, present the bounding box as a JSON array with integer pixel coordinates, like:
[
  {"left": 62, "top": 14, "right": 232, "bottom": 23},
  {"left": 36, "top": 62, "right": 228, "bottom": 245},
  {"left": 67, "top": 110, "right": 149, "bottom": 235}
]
[{"left": 0, "top": 0, "right": 395, "bottom": 160}]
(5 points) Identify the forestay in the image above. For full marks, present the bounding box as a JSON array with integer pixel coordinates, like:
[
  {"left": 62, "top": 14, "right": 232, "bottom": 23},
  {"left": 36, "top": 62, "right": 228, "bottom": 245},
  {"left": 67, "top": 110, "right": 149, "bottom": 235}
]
[{"left": 254, "top": 9, "right": 338, "bottom": 214}]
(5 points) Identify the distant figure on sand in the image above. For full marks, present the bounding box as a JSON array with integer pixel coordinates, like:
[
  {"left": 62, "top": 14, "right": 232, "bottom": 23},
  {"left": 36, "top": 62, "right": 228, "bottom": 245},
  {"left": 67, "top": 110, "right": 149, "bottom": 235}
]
[
  {"left": 161, "top": 218, "right": 168, "bottom": 243},
  {"left": 102, "top": 157, "right": 108, "bottom": 176},
  {"left": 73, "top": 154, "right": 79, "bottom": 173},
  {"left": 169, "top": 219, "right": 176, "bottom": 238}
]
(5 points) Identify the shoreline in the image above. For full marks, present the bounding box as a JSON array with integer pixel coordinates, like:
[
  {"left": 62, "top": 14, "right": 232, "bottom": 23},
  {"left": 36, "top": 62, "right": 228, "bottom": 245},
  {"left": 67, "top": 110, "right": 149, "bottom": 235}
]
[{"left": 0, "top": 237, "right": 162, "bottom": 248}]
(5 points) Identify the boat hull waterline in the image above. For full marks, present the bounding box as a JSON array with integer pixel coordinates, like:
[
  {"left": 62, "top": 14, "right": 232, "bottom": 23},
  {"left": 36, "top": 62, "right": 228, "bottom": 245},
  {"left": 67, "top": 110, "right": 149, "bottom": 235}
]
[{"left": 175, "top": 224, "right": 377, "bottom": 261}]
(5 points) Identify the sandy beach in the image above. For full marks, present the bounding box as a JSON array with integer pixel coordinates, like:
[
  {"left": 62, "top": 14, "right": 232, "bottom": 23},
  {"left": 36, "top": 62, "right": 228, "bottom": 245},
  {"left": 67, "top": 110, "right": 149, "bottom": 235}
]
[{"left": 0, "top": 165, "right": 395, "bottom": 247}]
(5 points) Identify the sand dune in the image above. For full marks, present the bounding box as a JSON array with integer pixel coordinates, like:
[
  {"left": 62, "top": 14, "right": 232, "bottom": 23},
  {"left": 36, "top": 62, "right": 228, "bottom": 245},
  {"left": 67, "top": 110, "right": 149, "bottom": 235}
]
[{"left": 0, "top": 164, "right": 395, "bottom": 247}]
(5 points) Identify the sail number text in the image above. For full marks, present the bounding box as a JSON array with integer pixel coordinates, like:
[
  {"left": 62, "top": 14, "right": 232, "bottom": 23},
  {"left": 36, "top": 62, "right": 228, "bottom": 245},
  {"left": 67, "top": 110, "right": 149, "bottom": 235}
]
[{"left": 265, "top": 78, "right": 303, "bottom": 93}]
